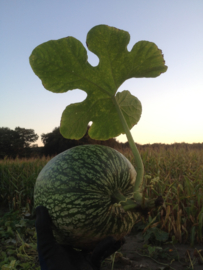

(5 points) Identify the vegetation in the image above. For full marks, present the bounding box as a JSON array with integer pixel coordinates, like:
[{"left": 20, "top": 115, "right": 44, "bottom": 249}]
[
  {"left": 0, "top": 127, "right": 38, "bottom": 159},
  {"left": 0, "top": 144, "right": 203, "bottom": 269},
  {"left": 0, "top": 210, "right": 39, "bottom": 269},
  {"left": 1, "top": 144, "right": 203, "bottom": 244},
  {"left": 0, "top": 125, "right": 121, "bottom": 159},
  {"left": 41, "top": 126, "right": 121, "bottom": 156},
  {"left": 0, "top": 156, "right": 49, "bottom": 215},
  {"left": 29, "top": 24, "right": 167, "bottom": 205},
  {"left": 1, "top": 24, "right": 201, "bottom": 268}
]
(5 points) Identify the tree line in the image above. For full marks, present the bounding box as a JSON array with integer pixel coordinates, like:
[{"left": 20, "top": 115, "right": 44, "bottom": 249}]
[
  {"left": 1, "top": 126, "right": 203, "bottom": 159},
  {"left": 0, "top": 126, "right": 122, "bottom": 159},
  {"left": 0, "top": 127, "right": 38, "bottom": 159}
]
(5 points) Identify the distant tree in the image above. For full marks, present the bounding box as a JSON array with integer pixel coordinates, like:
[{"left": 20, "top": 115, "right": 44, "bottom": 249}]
[
  {"left": 41, "top": 127, "right": 80, "bottom": 156},
  {"left": 0, "top": 127, "right": 39, "bottom": 158},
  {"left": 31, "top": 144, "right": 38, "bottom": 148},
  {"left": 15, "top": 127, "right": 39, "bottom": 148},
  {"left": 0, "top": 128, "right": 19, "bottom": 158},
  {"left": 41, "top": 126, "right": 121, "bottom": 156}
]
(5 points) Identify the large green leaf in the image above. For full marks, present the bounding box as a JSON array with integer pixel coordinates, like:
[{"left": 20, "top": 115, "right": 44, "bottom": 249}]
[{"left": 29, "top": 25, "right": 167, "bottom": 140}]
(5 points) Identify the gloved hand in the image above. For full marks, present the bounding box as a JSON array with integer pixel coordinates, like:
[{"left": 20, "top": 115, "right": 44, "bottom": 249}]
[{"left": 35, "top": 206, "right": 124, "bottom": 270}]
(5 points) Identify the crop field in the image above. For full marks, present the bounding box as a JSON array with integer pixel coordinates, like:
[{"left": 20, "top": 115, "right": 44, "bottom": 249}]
[{"left": 0, "top": 145, "right": 203, "bottom": 269}]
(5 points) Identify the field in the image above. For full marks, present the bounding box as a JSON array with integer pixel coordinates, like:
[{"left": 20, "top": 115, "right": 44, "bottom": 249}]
[{"left": 0, "top": 145, "right": 203, "bottom": 269}]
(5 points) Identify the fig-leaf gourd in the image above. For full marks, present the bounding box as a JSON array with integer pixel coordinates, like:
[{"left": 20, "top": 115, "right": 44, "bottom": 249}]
[{"left": 34, "top": 145, "right": 139, "bottom": 250}]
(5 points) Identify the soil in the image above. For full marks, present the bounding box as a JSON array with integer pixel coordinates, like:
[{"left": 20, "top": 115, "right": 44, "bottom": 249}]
[{"left": 102, "top": 234, "right": 203, "bottom": 270}]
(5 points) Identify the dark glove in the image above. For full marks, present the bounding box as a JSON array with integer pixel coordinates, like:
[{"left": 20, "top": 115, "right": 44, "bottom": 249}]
[{"left": 35, "top": 206, "right": 124, "bottom": 270}]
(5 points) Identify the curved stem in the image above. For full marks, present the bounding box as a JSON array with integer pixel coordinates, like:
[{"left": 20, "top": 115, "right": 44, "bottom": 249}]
[
  {"left": 112, "top": 97, "right": 144, "bottom": 200},
  {"left": 112, "top": 190, "right": 157, "bottom": 211},
  {"left": 112, "top": 190, "right": 138, "bottom": 211}
]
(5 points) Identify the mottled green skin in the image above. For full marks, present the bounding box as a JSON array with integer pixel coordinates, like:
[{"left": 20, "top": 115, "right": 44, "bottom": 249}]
[{"left": 34, "top": 145, "right": 138, "bottom": 250}]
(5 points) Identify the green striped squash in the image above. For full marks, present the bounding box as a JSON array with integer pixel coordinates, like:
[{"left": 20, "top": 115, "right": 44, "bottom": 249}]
[{"left": 34, "top": 144, "right": 139, "bottom": 250}]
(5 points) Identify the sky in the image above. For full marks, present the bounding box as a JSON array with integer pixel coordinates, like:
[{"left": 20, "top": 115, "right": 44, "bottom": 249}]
[{"left": 1, "top": 0, "right": 203, "bottom": 146}]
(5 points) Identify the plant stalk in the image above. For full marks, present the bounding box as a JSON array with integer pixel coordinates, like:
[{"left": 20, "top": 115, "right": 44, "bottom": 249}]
[
  {"left": 113, "top": 97, "right": 144, "bottom": 201},
  {"left": 112, "top": 190, "right": 158, "bottom": 212},
  {"left": 112, "top": 190, "right": 139, "bottom": 211}
]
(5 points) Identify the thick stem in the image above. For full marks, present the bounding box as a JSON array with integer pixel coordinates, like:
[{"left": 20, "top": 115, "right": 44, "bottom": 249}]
[
  {"left": 112, "top": 190, "right": 139, "bottom": 211},
  {"left": 112, "top": 190, "right": 158, "bottom": 212},
  {"left": 112, "top": 97, "right": 144, "bottom": 200}
]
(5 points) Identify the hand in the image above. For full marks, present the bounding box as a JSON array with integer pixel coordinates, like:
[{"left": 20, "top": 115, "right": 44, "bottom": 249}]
[{"left": 35, "top": 206, "right": 124, "bottom": 270}]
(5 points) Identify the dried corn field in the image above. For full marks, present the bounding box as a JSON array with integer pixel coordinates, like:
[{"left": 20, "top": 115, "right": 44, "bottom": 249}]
[{"left": 0, "top": 144, "right": 203, "bottom": 245}]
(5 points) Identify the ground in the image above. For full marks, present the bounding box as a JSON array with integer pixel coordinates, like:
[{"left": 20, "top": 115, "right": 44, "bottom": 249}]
[
  {"left": 1, "top": 207, "right": 203, "bottom": 270},
  {"left": 102, "top": 234, "right": 203, "bottom": 270}
]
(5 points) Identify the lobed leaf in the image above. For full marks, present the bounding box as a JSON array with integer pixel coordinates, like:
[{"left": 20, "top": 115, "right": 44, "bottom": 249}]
[{"left": 29, "top": 25, "right": 167, "bottom": 140}]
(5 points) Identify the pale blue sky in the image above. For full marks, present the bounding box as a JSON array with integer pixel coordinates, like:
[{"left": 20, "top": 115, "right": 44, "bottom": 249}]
[{"left": 1, "top": 1, "right": 203, "bottom": 146}]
